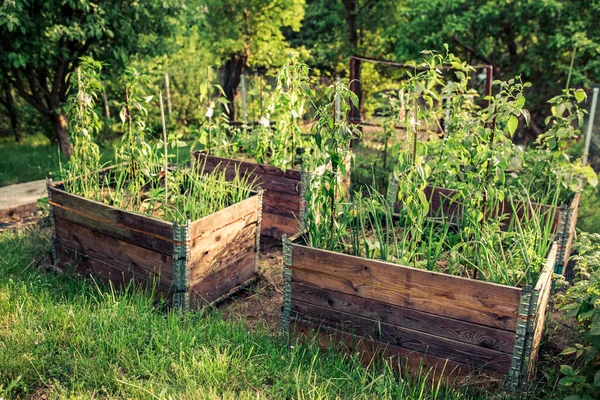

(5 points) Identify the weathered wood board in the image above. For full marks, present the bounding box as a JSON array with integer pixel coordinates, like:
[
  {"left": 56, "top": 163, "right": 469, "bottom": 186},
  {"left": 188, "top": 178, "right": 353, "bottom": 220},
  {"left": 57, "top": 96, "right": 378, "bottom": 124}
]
[
  {"left": 193, "top": 152, "right": 302, "bottom": 238},
  {"left": 282, "top": 234, "right": 557, "bottom": 388},
  {"left": 48, "top": 179, "right": 262, "bottom": 310}
]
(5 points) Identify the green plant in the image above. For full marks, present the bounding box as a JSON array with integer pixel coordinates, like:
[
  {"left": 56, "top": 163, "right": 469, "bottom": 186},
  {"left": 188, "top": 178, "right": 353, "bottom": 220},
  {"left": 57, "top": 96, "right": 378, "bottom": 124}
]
[
  {"left": 556, "top": 232, "right": 600, "bottom": 400},
  {"left": 302, "top": 79, "right": 358, "bottom": 250},
  {"left": 61, "top": 57, "right": 104, "bottom": 199},
  {"left": 59, "top": 62, "right": 257, "bottom": 225}
]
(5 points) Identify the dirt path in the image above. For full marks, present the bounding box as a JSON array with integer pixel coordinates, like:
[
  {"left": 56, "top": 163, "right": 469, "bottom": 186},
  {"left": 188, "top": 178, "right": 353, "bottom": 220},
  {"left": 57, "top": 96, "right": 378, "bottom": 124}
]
[{"left": 0, "top": 179, "right": 47, "bottom": 231}]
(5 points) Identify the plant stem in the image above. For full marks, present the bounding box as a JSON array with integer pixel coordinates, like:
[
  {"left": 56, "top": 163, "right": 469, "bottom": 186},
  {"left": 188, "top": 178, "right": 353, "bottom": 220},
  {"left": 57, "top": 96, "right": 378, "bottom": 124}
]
[{"left": 159, "top": 90, "right": 168, "bottom": 208}]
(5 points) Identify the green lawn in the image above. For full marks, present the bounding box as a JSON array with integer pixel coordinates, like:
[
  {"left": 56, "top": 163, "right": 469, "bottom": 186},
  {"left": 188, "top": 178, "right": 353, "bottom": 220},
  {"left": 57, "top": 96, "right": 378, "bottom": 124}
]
[
  {"left": 0, "top": 134, "right": 194, "bottom": 188},
  {"left": 0, "top": 226, "right": 509, "bottom": 399},
  {"left": 0, "top": 134, "right": 63, "bottom": 187}
]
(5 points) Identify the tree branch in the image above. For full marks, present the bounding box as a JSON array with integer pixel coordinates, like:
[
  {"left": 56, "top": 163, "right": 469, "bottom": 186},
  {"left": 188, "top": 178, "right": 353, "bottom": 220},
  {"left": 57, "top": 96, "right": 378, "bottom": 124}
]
[{"left": 451, "top": 35, "right": 495, "bottom": 68}]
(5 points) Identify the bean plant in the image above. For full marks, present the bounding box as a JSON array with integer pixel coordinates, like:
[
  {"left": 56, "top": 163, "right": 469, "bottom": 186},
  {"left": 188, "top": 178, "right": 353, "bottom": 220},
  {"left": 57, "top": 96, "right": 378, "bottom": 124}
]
[
  {"left": 61, "top": 57, "right": 104, "bottom": 199},
  {"left": 61, "top": 61, "right": 257, "bottom": 225},
  {"left": 302, "top": 80, "right": 359, "bottom": 250}
]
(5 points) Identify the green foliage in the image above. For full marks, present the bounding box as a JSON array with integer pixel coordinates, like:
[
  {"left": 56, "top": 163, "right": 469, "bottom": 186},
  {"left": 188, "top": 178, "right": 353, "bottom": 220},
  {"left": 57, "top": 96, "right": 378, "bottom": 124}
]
[
  {"left": 557, "top": 233, "right": 600, "bottom": 399},
  {"left": 60, "top": 64, "right": 256, "bottom": 224},
  {"left": 0, "top": 0, "right": 180, "bottom": 150},
  {"left": 61, "top": 58, "right": 104, "bottom": 198},
  {"left": 303, "top": 79, "right": 358, "bottom": 250},
  {"left": 198, "top": 0, "right": 306, "bottom": 68},
  {"left": 393, "top": 0, "right": 600, "bottom": 129}
]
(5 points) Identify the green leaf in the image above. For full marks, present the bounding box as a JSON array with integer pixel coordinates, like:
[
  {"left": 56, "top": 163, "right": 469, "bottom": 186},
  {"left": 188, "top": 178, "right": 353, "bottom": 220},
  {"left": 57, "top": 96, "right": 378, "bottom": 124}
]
[
  {"left": 507, "top": 115, "right": 519, "bottom": 136},
  {"left": 574, "top": 89, "right": 586, "bottom": 103},
  {"left": 560, "top": 365, "right": 575, "bottom": 376}
]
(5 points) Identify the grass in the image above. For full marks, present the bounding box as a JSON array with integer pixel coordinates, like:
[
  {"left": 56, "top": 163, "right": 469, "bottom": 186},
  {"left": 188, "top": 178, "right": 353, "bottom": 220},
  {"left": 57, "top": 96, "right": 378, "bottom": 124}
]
[
  {"left": 0, "top": 134, "right": 63, "bottom": 187},
  {"left": 0, "top": 226, "right": 504, "bottom": 399},
  {"left": 0, "top": 132, "right": 193, "bottom": 188}
]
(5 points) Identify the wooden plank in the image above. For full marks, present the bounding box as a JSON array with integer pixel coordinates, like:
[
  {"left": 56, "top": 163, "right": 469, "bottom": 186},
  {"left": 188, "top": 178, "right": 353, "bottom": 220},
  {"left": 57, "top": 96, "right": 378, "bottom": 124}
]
[
  {"left": 291, "top": 282, "right": 515, "bottom": 353},
  {"left": 51, "top": 205, "right": 174, "bottom": 255},
  {"left": 189, "top": 207, "right": 258, "bottom": 264},
  {"left": 49, "top": 186, "right": 174, "bottom": 254},
  {"left": 292, "top": 318, "right": 482, "bottom": 383},
  {"left": 49, "top": 186, "right": 173, "bottom": 237},
  {"left": 528, "top": 277, "right": 553, "bottom": 376},
  {"left": 292, "top": 300, "right": 512, "bottom": 373},
  {"left": 262, "top": 190, "right": 301, "bottom": 218},
  {"left": 55, "top": 244, "right": 172, "bottom": 292},
  {"left": 194, "top": 153, "right": 301, "bottom": 195},
  {"left": 261, "top": 212, "right": 300, "bottom": 238},
  {"left": 535, "top": 244, "right": 557, "bottom": 293},
  {"left": 189, "top": 225, "right": 256, "bottom": 285},
  {"left": 189, "top": 194, "right": 260, "bottom": 243},
  {"left": 290, "top": 244, "right": 522, "bottom": 331},
  {"left": 54, "top": 217, "right": 173, "bottom": 287},
  {"left": 189, "top": 251, "right": 256, "bottom": 307}
]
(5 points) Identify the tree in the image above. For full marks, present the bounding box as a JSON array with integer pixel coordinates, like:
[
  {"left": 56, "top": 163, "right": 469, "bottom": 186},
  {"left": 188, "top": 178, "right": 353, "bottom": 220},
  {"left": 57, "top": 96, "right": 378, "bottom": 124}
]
[
  {"left": 0, "top": 0, "right": 179, "bottom": 155},
  {"left": 289, "top": 0, "right": 404, "bottom": 119},
  {"left": 0, "top": 77, "right": 20, "bottom": 143},
  {"left": 392, "top": 0, "right": 600, "bottom": 141},
  {"left": 198, "top": 0, "right": 305, "bottom": 120}
]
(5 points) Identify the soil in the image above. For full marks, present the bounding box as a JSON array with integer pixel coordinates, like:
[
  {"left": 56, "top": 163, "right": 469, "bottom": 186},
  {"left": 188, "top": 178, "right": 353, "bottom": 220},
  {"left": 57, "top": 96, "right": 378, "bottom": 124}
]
[{"left": 218, "top": 236, "right": 284, "bottom": 332}]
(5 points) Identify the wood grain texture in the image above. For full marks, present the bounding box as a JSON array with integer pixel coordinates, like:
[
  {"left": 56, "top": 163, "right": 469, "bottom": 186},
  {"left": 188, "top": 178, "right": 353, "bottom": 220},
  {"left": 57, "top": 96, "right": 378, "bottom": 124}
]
[
  {"left": 291, "top": 319, "right": 505, "bottom": 383},
  {"left": 291, "top": 282, "right": 516, "bottom": 353},
  {"left": 261, "top": 212, "right": 300, "bottom": 238},
  {"left": 189, "top": 251, "right": 256, "bottom": 307},
  {"left": 187, "top": 194, "right": 259, "bottom": 306},
  {"left": 55, "top": 244, "right": 172, "bottom": 292},
  {"left": 292, "top": 300, "right": 513, "bottom": 373},
  {"left": 189, "top": 194, "right": 260, "bottom": 246},
  {"left": 262, "top": 190, "right": 301, "bottom": 218},
  {"left": 194, "top": 153, "right": 301, "bottom": 194},
  {"left": 49, "top": 186, "right": 174, "bottom": 254},
  {"left": 289, "top": 243, "right": 522, "bottom": 331},
  {"left": 192, "top": 153, "right": 302, "bottom": 238},
  {"left": 528, "top": 275, "right": 553, "bottom": 377},
  {"left": 54, "top": 216, "right": 173, "bottom": 287}
]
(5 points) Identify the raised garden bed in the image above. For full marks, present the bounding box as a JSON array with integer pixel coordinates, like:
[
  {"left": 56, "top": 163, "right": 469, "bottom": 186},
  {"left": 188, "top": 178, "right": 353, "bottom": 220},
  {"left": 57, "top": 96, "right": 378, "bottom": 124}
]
[
  {"left": 193, "top": 152, "right": 305, "bottom": 238},
  {"left": 387, "top": 180, "right": 580, "bottom": 275},
  {"left": 281, "top": 233, "right": 557, "bottom": 389},
  {"left": 47, "top": 177, "right": 263, "bottom": 310},
  {"left": 192, "top": 152, "right": 352, "bottom": 239}
]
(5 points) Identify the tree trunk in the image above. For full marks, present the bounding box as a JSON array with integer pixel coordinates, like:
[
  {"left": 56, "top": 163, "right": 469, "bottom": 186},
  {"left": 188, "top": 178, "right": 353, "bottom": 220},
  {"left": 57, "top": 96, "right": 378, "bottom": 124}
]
[
  {"left": 53, "top": 111, "right": 72, "bottom": 156},
  {"left": 0, "top": 81, "right": 21, "bottom": 143},
  {"left": 349, "top": 57, "right": 362, "bottom": 123},
  {"left": 9, "top": 105, "right": 20, "bottom": 143},
  {"left": 221, "top": 53, "right": 247, "bottom": 121},
  {"left": 343, "top": 0, "right": 362, "bottom": 121}
]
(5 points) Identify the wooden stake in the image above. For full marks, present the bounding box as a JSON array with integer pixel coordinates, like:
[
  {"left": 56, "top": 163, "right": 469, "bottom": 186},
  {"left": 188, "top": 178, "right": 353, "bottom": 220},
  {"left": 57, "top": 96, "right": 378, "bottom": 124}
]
[
  {"left": 102, "top": 84, "right": 111, "bottom": 119},
  {"left": 164, "top": 72, "right": 172, "bottom": 118},
  {"left": 159, "top": 91, "right": 168, "bottom": 206}
]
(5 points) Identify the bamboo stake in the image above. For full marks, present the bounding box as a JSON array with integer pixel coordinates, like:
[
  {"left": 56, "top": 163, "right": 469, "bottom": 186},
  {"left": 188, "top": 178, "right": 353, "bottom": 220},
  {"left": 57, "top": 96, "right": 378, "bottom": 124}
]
[
  {"left": 159, "top": 91, "right": 168, "bottom": 206},
  {"left": 164, "top": 72, "right": 172, "bottom": 118}
]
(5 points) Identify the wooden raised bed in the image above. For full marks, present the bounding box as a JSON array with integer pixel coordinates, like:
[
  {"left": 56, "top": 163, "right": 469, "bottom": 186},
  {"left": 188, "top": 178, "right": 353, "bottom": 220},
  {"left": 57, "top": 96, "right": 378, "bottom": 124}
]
[
  {"left": 192, "top": 152, "right": 304, "bottom": 238},
  {"left": 387, "top": 179, "right": 580, "bottom": 275},
  {"left": 281, "top": 234, "right": 557, "bottom": 389},
  {"left": 47, "top": 179, "right": 263, "bottom": 310},
  {"left": 192, "top": 152, "right": 352, "bottom": 239}
]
